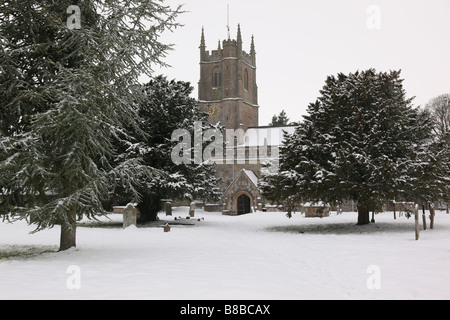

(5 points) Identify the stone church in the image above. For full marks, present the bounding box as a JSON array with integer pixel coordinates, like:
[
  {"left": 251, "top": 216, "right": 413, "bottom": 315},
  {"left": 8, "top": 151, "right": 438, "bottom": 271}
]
[{"left": 197, "top": 25, "right": 295, "bottom": 215}]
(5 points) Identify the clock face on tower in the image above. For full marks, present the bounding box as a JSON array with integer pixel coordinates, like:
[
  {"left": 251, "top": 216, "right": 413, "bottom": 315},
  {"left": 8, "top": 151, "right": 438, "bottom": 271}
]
[{"left": 207, "top": 104, "right": 221, "bottom": 122}]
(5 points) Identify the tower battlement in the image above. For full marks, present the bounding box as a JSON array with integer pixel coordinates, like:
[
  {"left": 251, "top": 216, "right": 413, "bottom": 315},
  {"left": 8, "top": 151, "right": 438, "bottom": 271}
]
[
  {"left": 200, "top": 26, "right": 256, "bottom": 67},
  {"left": 197, "top": 23, "right": 268, "bottom": 215},
  {"left": 198, "top": 25, "right": 259, "bottom": 131}
]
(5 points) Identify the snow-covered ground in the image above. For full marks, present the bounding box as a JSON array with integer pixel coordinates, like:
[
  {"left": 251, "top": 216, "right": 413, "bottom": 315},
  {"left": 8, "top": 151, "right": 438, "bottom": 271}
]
[{"left": 1, "top": 207, "right": 449, "bottom": 300}]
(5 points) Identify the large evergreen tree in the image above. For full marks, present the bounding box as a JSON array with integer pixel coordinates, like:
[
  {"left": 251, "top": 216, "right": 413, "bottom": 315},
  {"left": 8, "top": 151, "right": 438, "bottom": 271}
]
[
  {"left": 118, "top": 76, "right": 221, "bottom": 222},
  {"left": 261, "top": 69, "right": 444, "bottom": 225},
  {"left": 0, "top": 0, "right": 182, "bottom": 250}
]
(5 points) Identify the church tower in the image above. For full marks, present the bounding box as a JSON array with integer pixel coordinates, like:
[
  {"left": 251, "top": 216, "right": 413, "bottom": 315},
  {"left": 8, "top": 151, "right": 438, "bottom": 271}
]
[{"left": 198, "top": 25, "right": 259, "bottom": 131}]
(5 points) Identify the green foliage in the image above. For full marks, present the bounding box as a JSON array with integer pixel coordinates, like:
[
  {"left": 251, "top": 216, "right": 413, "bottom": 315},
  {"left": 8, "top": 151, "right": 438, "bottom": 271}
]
[
  {"left": 261, "top": 69, "right": 449, "bottom": 222},
  {"left": 425, "top": 94, "right": 450, "bottom": 142},
  {"left": 0, "top": 1, "right": 182, "bottom": 243},
  {"left": 269, "top": 110, "right": 291, "bottom": 127},
  {"left": 117, "top": 75, "right": 221, "bottom": 222}
]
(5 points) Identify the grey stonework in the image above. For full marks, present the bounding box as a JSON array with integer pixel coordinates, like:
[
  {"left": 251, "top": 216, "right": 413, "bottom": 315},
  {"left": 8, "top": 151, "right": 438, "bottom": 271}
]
[{"left": 123, "top": 204, "right": 137, "bottom": 229}]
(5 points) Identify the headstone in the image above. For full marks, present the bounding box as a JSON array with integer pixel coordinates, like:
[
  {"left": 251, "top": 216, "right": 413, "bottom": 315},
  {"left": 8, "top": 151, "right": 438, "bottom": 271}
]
[
  {"left": 189, "top": 202, "right": 195, "bottom": 218},
  {"left": 257, "top": 197, "right": 263, "bottom": 211},
  {"left": 166, "top": 201, "right": 172, "bottom": 216},
  {"left": 164, "top": 223, "right": 171, "bottom": 232},
  {"left": 304, "top": 202, "right": 330, "bottom": 218},
  {"left": 123, "top": 204, "right": 137, "bottom": 229}
]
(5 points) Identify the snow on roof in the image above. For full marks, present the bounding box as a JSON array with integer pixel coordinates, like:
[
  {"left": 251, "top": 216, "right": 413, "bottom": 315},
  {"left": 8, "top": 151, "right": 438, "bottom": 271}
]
[
  {"left": 224, "top": 169, "right": 260, "bottom": 193},
  {"left": 303, "top": 201, "right": 329, "bottom": 207},
  {"left": 243, "top": 169, "right": 259, "bottom": 187},
  {"left": 238, "top": 126, "right": 296, "bottom": 147}
]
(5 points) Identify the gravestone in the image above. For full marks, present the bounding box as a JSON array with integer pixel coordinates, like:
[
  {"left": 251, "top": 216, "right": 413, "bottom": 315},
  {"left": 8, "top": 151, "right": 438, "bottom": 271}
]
[
  {"left": 164, "top": 223, "right": 171, "bottom": 232},
  {"left": 304, "top": 202, "right": 330, "bottom": 218},
  {"left": 189, "top": 202, "right": 195, "bottom": 218},
  {"left": 166, "top": 202, "right": 172, "bottom": 216},
  {"left": 123, "top": 204, "right": 137, "bottom": 229}
]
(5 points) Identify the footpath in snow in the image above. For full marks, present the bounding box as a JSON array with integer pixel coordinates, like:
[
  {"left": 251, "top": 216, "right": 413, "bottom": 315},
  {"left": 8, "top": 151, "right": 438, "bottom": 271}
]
[{"left": 1, "top": 207, "right": 450, "bottom": 300}]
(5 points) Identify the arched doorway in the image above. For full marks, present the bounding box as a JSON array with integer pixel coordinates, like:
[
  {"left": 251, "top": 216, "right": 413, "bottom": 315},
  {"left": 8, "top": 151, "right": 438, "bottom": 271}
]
[{"left": 237, "top": 194, "right": 251, "bottom": 215}]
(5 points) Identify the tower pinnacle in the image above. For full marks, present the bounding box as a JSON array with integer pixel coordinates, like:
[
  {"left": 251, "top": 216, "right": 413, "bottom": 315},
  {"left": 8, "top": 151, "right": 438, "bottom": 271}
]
[
  {"left": 250, "top": 35, "right": 256, "bottom": 66},
  {"left": 200, "top": 27, "right": 206, "bottom": 60},
  {"left": 237, "top": 24, "right": 242, "bottom": 57},
  {"left": 200, "top": 27, "right": 206, "bottom": 48}
]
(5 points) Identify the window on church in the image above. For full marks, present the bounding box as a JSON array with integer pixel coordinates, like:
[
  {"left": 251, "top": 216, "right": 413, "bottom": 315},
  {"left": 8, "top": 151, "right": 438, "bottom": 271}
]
[{"left": 213, "top": 69, "right": 222, "bottom": 88}]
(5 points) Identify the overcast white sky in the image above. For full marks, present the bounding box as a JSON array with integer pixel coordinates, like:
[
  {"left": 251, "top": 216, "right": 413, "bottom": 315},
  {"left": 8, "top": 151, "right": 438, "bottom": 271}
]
[{"left": 151, "top": 0, "right": 450, "bottom": 126}]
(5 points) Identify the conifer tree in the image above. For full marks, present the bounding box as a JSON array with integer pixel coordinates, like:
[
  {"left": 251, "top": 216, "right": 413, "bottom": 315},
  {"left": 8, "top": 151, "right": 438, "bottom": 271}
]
[
  {"left": 118, "top": 76, "right": 221, "bottom": 222},
  {"left": 269, "top": 110, "right": 291, "bottom": 127},
  {"left": 261, "top": 69, "right": 445, "bottom": 225},
  {"left": 0, "top": 0, "right": 182, "bottom": 250}
]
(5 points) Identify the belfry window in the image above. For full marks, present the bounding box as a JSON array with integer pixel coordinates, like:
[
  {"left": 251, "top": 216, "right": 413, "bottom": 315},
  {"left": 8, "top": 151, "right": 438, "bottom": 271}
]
[{"left": 213, "top": 69, "right": 222, "bottom": 87}]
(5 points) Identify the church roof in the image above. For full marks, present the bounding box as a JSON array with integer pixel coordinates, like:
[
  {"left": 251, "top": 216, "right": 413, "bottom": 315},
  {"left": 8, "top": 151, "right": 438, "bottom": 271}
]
[
  {"left": 225, "top": 169, "right": 260, "bottom": 194},
  {"left": 243, "top": 169, "right": 259, "bottom": 187}
]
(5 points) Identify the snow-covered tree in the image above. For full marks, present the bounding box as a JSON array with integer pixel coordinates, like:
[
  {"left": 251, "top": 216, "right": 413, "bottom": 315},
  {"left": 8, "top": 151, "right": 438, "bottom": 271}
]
[
  {"left": 269, "top": 110, "right": 291, "bottom": 127},
  {"left": 0, "top": 0, "right": 182, "bottom": 250},
  {"left": 261, "top": 69, "right": 443, "bottom": 225},
  {"left": 117, "top": 76, "right": 221, "bottom": 222}
]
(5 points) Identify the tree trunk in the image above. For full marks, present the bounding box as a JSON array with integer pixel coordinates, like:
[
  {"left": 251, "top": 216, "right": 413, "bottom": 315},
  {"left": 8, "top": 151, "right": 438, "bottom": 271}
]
[
  {"left": 414, "top": 206, "right": 419, "bottom": 240},
  {"left": 357, "top": 204, "right": 370, "bottom": 225},
  {"left": 430, "top": 204, "right": 435, "bottom": 230},
  {"left": 138, "top": 193, "right": 161, "bottom": 223},
  {"left": 422, "top": 205, "right": 427, "bottom": 230},
  {"left": 59, "top": 206, "right": 77, "bottom": 251}
]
